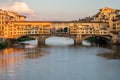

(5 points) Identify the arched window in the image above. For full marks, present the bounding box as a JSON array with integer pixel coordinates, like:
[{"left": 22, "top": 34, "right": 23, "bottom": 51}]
[{"left": 64, "top": 27, "right": 69, "bottom": 33}]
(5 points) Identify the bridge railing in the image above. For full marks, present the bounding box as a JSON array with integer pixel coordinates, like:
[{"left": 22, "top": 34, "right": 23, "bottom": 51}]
[{"left": 51, "top": 32, "right": 70, "bottom": 37}]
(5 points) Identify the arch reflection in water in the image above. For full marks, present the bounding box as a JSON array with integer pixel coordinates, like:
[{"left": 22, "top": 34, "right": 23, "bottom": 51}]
[
  {"left": 24, "top": 44, "right": 37, "bottom": 48},
  {"left": 24, "top": 48, "right": 47, "bottom": 59}
]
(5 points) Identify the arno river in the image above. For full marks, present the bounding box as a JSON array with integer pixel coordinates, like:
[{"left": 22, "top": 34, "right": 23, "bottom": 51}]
[{"left": 0, "top": 44, "right": 120, "bottom": 80}]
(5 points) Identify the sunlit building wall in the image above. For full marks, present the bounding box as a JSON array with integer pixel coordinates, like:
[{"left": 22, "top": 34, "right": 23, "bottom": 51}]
[
  {"left": 0, "top": 9, "right": 26, "bottom": 39},
  {"left": 93, "top": 7, "right": 120, "bottom": 32},
  {"left": 93, "top": 7, "right": 120, "bottom": 22},
  {"left": 4, "top": 21, "right": 51, "bottom": 38}
]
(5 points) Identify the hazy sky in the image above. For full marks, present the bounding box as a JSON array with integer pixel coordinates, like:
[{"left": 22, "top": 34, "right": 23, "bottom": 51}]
[{"left": 0, "top": 0, "right": 120, "bottom": 21}]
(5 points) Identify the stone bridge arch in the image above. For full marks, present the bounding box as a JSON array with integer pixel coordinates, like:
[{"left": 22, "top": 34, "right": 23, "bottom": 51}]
[
  {"left": 15, "top": 34, "right": 50, "bottom": 44},
  {"left": 74, "top": 34, "right": 112, "bottom": 44},
  {"left": 79, "top": 34, "right": 112, "bottom": 44},
  {"left": 12, "top": 33, "right": 119, "bottom": 45},
  {"left": 15, "top": 34, "right": 77, "bottom": 44},
  {"left": 82, "top": 35, "right": 111, "bottom": 41}
]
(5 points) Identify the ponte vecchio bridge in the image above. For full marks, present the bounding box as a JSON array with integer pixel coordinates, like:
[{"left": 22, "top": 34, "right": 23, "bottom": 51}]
[
  {"left": 4, "top": 21, "right": 120, "bottom": 44},
  {"left": 1, "top": 7, "right": 120, "bottom": 44}
]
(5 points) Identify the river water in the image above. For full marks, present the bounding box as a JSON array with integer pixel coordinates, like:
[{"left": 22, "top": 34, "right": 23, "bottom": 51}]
[{"left": 0, "top": 44, "right": 120, "bottom": 80}]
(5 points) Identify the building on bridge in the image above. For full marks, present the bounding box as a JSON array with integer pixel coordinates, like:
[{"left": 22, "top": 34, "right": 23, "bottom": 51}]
[{"left": 0, "top": 7, "right": 120, "bottom": 44}]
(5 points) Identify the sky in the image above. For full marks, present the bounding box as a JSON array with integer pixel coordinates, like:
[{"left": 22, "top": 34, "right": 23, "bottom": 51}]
[{"left": 0, "top": 0, "right": 120, "bottom": 21}]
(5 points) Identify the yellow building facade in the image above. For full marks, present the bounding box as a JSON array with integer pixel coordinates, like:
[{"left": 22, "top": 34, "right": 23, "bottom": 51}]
[
  {"left": 93, "top": 7, "right": 120, "bottom": 32},
  {"left": 4, "top": 21, "right": 109, "bottom": 38},
  {"left": 94, "top": 7, "right": 118, "bottom": 22},
  {"left": 0, "top": 9, "right": 26, "bottom": 39}
]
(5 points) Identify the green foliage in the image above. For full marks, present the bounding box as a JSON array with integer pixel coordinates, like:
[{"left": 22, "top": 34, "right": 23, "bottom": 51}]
[
  {"left": 17, "top": 37, "right": 35, "bottom": 42},
  {"left": 0, "top": 42, "right": 8, "bottom": 49},
  {"left": 85, "top": 37, "right": 97, "bottom": 42},
  {"left": 85, "top": 36, "right": 107, "bottom": 44}
]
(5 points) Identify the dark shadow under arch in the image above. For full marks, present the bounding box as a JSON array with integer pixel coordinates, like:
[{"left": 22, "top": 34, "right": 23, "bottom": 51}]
[{"left": 82, "top": 35, "right": 111, "bottom": 44}]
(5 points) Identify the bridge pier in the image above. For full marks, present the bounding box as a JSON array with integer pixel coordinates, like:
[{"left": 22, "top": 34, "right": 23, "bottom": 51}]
[
  {"left": 111, "top": 35, "right": 120, "bottom": 45},
  {"left": 37, "top": 35, "right": 50, "bottom": 45},
  {"left": 75, "top": 34, "right": 82, "bottom": 44}
]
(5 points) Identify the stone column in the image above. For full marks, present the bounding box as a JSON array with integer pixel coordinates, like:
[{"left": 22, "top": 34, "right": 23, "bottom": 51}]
[
  {"left": 75, "top": 34, "right": 82, "bottom": 44},
  {"left": 38, "top": 35, "right": 46, "bottom": 45},
  {"left": 38, "top": 35, "right": 50, "bottom": 45},
  {"left": 112, "top": 35, "right": 119, "bottom": 44}
]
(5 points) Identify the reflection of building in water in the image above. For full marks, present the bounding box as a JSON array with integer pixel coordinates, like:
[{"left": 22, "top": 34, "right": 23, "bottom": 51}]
[
  {"left": 97, "top": 52, "right": 120, "bottom": 59},
  {"left": 24, "top": 48, "right": 45, "bottom": 59},
  {"left": 0, "top": 48, "right": 24, "bottom": 75},
  {"left": 24, "top": 44, "right": 37, "bottom": 48}
]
